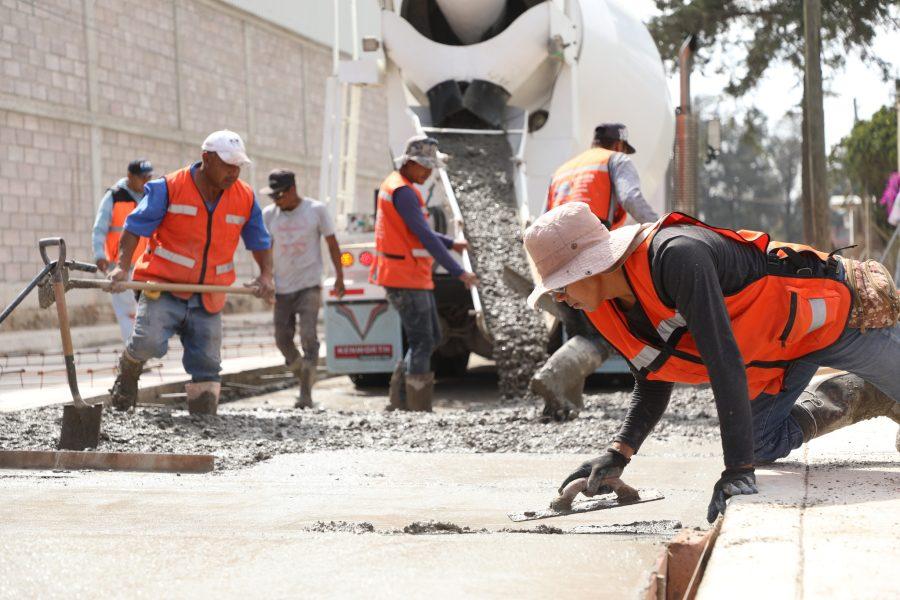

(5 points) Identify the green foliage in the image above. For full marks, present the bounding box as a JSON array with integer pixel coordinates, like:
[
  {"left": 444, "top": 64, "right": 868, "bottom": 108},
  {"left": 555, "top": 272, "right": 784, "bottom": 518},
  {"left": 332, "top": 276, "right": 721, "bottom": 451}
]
[
  {"left": 831, "top": 105, "right": 898, "bottom": 197},
  {"left": 649, "top": 1, "right": 896, "bottom": 96}
]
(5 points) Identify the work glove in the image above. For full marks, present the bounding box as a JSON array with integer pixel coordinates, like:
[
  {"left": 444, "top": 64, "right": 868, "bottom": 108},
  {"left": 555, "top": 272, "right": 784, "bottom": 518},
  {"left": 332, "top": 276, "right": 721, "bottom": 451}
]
[
  {"left": 706, "top": 467, "right": 758, "bottom": 523},
  {"left": 558, "top": 448, "right": 629, "bottom": 497}
]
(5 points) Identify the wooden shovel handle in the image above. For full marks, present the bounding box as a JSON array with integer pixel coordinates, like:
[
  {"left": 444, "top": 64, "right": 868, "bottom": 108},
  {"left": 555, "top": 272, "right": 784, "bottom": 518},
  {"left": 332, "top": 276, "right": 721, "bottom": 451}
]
[{"left": 68, "top": 279, "right": 260, "bottom": 295}]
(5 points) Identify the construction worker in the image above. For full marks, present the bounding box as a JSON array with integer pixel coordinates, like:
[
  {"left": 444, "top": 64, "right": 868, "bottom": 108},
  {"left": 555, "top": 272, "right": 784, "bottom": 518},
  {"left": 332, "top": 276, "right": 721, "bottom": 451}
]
[
  {"left": 370, "top": 135, "right": 478, "bottom": 412},
  {"left": 91, "top": 159, "right": 153, "bottom": 342},
  {"left": 523, "top": 202, "right": 900, "bottom": 522},
  {"left": 106, "top": 131, "right": 274, "bottom": 415},
  {"left": 532, "top": 123, "right": 659, "bottom": 421},
  {"left": 261, "top": 169, "right": 346, "bottom": 409}
]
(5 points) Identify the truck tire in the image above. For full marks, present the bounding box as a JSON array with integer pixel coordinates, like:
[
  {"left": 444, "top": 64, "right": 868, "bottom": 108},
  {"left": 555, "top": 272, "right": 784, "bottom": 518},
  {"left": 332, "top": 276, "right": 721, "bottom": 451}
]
[
  {"left": 349, "top": 373, "right": 391, "bottom": 388},
  {"left": 433, "top": 351, "right": 470, "bottom": 379}
]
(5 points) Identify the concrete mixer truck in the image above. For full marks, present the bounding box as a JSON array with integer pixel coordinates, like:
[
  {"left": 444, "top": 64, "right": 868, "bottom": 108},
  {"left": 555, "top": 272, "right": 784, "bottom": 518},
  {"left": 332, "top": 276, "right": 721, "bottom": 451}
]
[{"left": 320, "top": 0, "right": 674, "bottom": 390}]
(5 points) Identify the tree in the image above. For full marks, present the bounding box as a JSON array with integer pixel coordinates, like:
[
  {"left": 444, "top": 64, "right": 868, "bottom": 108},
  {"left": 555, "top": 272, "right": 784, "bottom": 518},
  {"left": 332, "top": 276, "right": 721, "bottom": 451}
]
[
  {"left": 832, "top": 105, "right": 898, "bottom": 198},
  {"left": 648, "top": 1, "right": 896, "bottom": 97},
  {"left": 649, "top": 1, "right": 897, "bottom": 243},
  {"left": 830, "top": 104, "right": 898, "bottom": 237}
]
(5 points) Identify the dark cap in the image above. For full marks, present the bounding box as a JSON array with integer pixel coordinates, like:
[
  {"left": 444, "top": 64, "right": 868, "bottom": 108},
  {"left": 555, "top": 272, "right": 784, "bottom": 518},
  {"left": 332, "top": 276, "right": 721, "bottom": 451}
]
[
  {"left": 593, "top": 123, "right": 636, "bottom": 154},
  {"left": 128, "top": 159, "right": 153, "bottom": 176},
  {"left": 260, "top": 169, "right": 296, "bottom": 195}
]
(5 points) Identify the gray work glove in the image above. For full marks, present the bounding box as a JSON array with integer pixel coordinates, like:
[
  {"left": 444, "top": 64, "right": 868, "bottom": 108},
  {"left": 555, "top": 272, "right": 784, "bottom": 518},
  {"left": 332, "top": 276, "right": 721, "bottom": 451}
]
[
  {"left": 558, "top": 448, "right": 629, "bottom": 497},
  {"left": 706, "top": 467, "right": 758, "bottom": 523}
]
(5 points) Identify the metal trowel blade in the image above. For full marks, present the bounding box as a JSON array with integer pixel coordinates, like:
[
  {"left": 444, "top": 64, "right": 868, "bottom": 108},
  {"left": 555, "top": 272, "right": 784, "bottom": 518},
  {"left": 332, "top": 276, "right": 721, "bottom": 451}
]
[{"left": 507, "top": 489, "right": 664, "bottom": 522}]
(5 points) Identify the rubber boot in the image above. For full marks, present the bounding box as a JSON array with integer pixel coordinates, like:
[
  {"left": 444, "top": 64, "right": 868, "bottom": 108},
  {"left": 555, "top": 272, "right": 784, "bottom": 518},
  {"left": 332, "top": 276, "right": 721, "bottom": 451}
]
[
  {"left": 386, "top": 361, "right": 406, "bottom": 412},
  {"left": 185, "top": 381, "right": 221, "bottom": 416},
  {"left": 108, "top": 351, "right": 145, "bottom": 411},
  {"left": 294, "top": 359, "right": 317, "bottom": 409},
  {"left": 790, "top": 374, "right": 900, "bottom": 442},
  {"left": 529, "top": 336, "right": 608, "bottom": 421},
  {"left": 405, "top": 372, "right": 434, "bottom": 412}
]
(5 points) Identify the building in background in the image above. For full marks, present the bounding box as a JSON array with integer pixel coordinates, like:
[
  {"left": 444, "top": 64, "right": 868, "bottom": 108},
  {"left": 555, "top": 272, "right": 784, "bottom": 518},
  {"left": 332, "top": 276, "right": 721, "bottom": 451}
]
[{"left": 0, "top": 0, "right": 388, "bottom": 329}]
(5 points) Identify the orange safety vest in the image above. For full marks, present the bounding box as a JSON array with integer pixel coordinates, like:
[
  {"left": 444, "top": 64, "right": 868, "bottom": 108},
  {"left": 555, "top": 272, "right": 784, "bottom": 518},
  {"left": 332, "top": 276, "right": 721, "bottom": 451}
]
[
  {"left": 369, "top": 171, "right": 435, "bottom": 290},
  {"left": 104, "top": 186, "right": 148, "bottom": 263},
  {"left": 132, "top": 166, "right": 255, "bottom": 313},
  {"left": 546, "top": 147, "right": 626, "bottom": 229},
  {"left": 586, "top": 213, "right": 852, "bottom": 399}
]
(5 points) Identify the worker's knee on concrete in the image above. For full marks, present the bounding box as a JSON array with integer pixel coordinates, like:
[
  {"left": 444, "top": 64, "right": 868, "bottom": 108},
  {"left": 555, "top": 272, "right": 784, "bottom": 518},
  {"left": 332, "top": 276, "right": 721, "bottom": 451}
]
[{"left": 753, "top": 422, "right": 805, "bottom": 464}]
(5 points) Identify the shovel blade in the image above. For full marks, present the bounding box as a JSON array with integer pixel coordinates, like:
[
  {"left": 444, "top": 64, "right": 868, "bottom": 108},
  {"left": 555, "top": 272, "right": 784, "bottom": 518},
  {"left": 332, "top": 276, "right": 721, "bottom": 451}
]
[{"left": 58, "top": 404, "right": 103, "bottom": 451}]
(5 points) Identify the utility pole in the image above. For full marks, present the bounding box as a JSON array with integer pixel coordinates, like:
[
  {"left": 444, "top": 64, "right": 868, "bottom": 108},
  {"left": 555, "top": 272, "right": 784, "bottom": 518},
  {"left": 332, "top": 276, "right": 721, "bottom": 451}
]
[{"left": 802, "top": 0, "right": 831, "bottom": 248}]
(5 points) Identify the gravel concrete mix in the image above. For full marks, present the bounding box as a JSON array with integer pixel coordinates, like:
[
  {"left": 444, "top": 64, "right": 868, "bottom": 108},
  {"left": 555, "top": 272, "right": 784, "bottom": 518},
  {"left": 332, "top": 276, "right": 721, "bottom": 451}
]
[
  {"left": 438, "top": 132, "right": 549, "bottom": 398},
  {"left": 0, "top": 386, "right": 719, "bottom": 471}
]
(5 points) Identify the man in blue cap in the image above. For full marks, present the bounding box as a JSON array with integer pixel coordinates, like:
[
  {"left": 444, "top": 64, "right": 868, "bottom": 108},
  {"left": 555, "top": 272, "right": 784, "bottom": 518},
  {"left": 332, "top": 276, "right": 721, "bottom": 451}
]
[{"left": 91, "top": 159, "right": 154, "bottom": 342}]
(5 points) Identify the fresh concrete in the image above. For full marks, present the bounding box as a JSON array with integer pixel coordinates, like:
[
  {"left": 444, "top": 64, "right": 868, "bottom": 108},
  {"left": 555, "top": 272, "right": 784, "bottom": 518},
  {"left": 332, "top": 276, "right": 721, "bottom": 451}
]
[
  {"left": 0, "top": 442, "right": 723, "bottom": 599},
  {"left": 697, "top": 417, "right": 900, "bottom": 600}
]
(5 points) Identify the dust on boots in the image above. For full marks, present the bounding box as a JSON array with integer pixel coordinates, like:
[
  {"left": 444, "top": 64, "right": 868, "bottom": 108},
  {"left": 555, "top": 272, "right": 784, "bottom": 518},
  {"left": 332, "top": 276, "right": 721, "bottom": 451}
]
[
  {"left": 405, "top": 372, "right": 434, "bottom": 412},
  {"left": 530, "top": 335, "right": 608, "bottom": 421},
  {"left": 386, "top": 361, "right": 406, "bottom": 411},
  {"left": 185, "top": 381, "right": 221, "bottom": 416},
  {"left": 791, "top": 373, "right": 900, "bottom": 442},
  {"left": 289, "top": 358, "right": 317, "bottom": 409},
  {"left": 108, "top": 351, "right": 145, "bottom": 411}
]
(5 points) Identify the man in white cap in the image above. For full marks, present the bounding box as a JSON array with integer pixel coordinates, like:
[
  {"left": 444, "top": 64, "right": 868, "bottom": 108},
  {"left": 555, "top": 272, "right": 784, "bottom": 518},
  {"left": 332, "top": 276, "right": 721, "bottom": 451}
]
[
  {"left": 370, "top": 135, "right": 478, "bottom": 411},
  {"left": 523, "top": 202, "right": 899, "bottom": 522},
  {"left": 106, "top": 130, "right": 274, "bottom": 415}
]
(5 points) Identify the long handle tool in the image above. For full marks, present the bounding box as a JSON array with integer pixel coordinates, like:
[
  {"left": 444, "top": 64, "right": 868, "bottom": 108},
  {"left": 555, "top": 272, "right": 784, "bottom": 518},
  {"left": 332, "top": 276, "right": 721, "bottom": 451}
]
[
  {"left": 67, "top": 279, "right": 261, "bottom": 295},
  {"left": 40, "top": 239, "right": 104, "bottom": 451}
]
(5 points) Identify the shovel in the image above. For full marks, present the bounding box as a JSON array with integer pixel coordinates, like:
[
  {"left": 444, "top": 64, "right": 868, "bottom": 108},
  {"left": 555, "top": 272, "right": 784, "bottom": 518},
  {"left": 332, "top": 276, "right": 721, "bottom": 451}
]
[{"left": 39, "top": 238, "right": 104, "bottom": 451}]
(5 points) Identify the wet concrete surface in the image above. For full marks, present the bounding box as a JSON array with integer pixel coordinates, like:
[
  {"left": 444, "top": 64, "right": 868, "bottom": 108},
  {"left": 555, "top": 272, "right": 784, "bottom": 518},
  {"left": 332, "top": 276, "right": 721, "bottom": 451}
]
[
  {"left": 0, "top": 360, "right": 727, "bottom": 597},
  {"left": 439, "top": 133, "right": 549, "bottom": 398},
  {"left": 0, "top": 363, "right": 719, "bottom": 471},
  {"left": 0, "top": 448, "right": 724, "bottom": 599}
]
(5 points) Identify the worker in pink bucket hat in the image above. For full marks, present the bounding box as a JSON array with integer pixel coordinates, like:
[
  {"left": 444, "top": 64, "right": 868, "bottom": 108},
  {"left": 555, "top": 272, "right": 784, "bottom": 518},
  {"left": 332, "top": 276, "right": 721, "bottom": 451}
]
[{"left": 523, "top": 202, "right": 900, "bottom": 522}]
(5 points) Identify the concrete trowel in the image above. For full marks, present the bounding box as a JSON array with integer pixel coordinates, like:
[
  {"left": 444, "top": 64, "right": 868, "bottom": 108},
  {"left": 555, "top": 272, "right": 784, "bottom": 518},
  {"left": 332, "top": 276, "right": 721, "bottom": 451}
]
[
  {"left": 507, "top": 477, "right": 664, "bottom": 522},
  {"left": 39, "top": 238, "right": 104, "bottom": 451}
]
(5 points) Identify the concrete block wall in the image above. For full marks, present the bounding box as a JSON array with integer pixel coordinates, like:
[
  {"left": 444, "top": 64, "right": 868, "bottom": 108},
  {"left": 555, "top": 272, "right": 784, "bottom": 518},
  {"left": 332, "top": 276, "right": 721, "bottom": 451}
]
[{"left": 0, "top": 0, "right": 388, "bottom": 330}]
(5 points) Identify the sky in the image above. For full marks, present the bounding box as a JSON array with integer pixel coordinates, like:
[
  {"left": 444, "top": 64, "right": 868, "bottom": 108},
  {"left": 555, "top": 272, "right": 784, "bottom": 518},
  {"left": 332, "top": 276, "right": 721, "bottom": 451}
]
[{"left": 623, "top": 0, "right": 900, "bottom": 150}]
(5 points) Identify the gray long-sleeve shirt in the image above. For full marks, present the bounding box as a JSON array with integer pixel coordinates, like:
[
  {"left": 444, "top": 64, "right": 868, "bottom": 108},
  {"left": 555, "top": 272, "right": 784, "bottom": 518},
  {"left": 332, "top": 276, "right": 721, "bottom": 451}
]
[
  {"left": 607, "top": 153, "right": 658, "bottom": 223},
  {"left": 612, "top": 225, "right": 765, "bottom": 469}
]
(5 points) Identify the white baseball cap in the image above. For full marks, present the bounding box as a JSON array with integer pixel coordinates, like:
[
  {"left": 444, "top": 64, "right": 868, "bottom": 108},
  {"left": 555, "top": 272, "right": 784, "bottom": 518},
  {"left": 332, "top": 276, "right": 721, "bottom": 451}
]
[{"left": 201, "top": 130, "right": 251, "bottom": 166}]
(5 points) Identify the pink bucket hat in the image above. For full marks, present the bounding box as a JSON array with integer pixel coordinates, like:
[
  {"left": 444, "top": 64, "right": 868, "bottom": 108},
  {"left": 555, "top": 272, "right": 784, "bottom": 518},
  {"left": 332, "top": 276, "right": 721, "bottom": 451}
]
[{"left": 523, "top": 202, "right": 649, "bottom": 309}]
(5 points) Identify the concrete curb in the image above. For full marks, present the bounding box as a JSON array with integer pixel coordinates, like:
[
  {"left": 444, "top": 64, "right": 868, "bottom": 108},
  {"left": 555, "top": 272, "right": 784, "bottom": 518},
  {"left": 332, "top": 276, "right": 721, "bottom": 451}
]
[
  {"left": 695, "top": 418, "right": 900, "bottom": 599},
  {"left": 0, "top": 450, "right": 214, "bottom": 473}
]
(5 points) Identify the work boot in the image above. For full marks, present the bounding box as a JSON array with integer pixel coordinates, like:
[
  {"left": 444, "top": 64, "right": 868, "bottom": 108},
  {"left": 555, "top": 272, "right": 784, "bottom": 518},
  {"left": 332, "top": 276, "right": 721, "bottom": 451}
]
[
  {"left": 405, "top": 372, "right": 435, "bottom": 412},
  {"left": 790, "top": 374, "right": 900, "bottom": 443},
  {"left": 185, "top": 381, "right": 221, "bottom": 416},
  {"left": 108, "top": 351, "right": 145, "bottom": 411},
  {"left": 530, "top": 336, "right": 608, "bottom": 421},
  {"left": 386, "top": 361, "right": 406, "bottom": 411},
  {"left": 294, "top": 359, "right": 317, "bottom": 409}
]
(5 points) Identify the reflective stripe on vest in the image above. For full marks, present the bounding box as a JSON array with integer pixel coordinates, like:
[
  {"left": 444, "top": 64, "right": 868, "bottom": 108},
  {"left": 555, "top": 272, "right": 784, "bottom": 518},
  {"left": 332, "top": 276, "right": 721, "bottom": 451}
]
[
  {"left": 225, "top": 214, "right": 246, "bottom": 225},
  {"left": 168, "top": 204, "right": 198, "bottom": 216},
  {"left": 369, "top": 171, "right": 435, "bottom": 290},
  {"left": 154, "top": 246, "right": 196, "bottom": 269},
  {"left": 131, "top": 166, "right": 255, "bottom": 313},
  {"left": 585, "top": 212, "right": 852, "bottom": 399}
]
